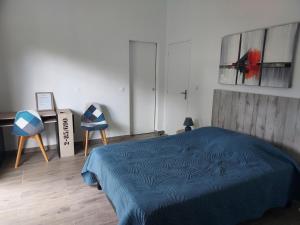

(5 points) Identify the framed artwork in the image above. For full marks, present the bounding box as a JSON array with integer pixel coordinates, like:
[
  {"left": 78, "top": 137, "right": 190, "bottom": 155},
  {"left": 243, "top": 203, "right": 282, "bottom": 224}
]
[
  {"left": 261, "top": 23, "right": 299, "bottom": 88},
  {"left": 35, "top": 92, "right": 55, "bottom": 111},
  {"left": 219, "top": 22, "right": 299, "bottom": 88},
  {"left": 237, "top": 29, "right": 265, "bottom": 86},
  {"left": 219, "top": 34, "right": 240, "bottom": 85}
]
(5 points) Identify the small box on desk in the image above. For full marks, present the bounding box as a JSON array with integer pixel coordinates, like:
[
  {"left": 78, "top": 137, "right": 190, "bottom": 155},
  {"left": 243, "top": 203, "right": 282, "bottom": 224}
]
[{"left": 57, "top": 109, "right": 74, "bottom": 158}]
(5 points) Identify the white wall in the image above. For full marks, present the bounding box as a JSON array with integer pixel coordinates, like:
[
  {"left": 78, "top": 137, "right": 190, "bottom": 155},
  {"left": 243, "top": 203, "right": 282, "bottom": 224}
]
[
  {"left": 2, "top": 0, "right": 300, "bottom": 149},
  {"left": 0, "top": 0, "right": 166, "bottom": 150},
  {"left": 166, "top": 0, "right": 300, "bottom": 129}
]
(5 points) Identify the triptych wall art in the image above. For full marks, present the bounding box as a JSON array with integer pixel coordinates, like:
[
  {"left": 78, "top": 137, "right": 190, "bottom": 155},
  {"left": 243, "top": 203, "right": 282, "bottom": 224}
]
[{"left": 219, "top": 22, "right": 299, "bottom": 88}]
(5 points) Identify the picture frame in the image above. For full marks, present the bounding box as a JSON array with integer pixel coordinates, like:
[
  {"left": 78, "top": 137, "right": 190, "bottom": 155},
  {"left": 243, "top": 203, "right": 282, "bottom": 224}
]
[
  {"left": 219, "top": 22, "right": 299, "bottom": 88},
  {"left": 35, "top": 92, "right": 55, "bottom": 111}
]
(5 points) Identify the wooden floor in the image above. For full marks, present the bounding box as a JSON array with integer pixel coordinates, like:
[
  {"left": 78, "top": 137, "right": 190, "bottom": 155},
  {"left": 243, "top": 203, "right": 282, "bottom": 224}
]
[{"left": 0, "top": 134, "right": 299, "bottom": 225}]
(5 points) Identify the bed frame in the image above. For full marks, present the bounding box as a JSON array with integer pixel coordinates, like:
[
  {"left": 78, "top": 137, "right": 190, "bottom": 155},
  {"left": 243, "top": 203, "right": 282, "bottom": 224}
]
[{"left": 212, "top": 89, "right": 300, "bottom": 163}]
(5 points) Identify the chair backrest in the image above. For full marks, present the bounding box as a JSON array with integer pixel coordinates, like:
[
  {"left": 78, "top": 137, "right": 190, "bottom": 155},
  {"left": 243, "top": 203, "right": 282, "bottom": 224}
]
[
  {"left": 82, "top": 103, "right": 107, "bottom": 124},
  {"left": 12, "top": 110, "right": 44, "bottom": 136}
]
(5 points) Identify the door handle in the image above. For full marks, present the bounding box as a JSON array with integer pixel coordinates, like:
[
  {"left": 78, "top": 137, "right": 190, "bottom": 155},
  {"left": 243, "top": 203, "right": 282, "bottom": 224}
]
[{"left": 180, "top": 90, "right": 188, "bottom": 100}]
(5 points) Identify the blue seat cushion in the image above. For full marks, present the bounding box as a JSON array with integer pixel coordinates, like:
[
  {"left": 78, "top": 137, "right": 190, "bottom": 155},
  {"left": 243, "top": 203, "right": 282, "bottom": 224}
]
[{"left": 81, "top": 122, "right": 108, "bottom": 131}]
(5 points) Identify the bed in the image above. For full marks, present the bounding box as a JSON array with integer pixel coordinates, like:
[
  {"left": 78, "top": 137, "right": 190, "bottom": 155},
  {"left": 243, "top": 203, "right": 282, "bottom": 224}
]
[{"left": 82, "top": 90, "right": 300, "bottom": 225}]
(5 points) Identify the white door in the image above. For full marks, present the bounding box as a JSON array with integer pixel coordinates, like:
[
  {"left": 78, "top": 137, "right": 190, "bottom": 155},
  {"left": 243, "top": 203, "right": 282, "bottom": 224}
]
[
  {"left": 129, "top": 41, "right": 157, "bottom": 135},
  {"left": 165, "top": 41, "right": 191, "bottom": 134}
]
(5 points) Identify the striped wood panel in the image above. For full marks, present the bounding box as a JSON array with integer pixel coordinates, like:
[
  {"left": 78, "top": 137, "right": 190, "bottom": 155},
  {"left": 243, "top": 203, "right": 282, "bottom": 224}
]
[{"left": 212, "top": 89, "right": 300, "bottom": 162}]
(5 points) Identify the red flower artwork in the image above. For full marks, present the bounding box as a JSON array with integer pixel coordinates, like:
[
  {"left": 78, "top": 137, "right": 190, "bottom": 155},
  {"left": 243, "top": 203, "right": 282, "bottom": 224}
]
[
  {"left": 232, "top": 48, "right": 261, "bottom": 80},
  {"left": 245, "top": 49, "right": 261, "bottom": 79}
]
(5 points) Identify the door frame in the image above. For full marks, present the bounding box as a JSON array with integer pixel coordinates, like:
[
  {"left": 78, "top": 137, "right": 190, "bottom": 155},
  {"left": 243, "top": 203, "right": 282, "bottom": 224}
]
[{"left": 129, "top": 40, "right": 158, "bottom": 135}]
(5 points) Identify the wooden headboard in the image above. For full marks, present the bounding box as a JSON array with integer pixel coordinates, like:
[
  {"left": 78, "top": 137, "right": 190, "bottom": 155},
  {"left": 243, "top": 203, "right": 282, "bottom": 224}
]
[{"left": 212, "top": 89, "right": 300, "bottom": 162}]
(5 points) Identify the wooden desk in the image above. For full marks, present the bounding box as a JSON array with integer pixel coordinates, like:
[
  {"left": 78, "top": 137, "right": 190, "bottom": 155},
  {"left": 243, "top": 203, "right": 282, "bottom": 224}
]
[
  {"left": 0, "top": 110, "right": 58, "bottom": 127},
  {"left": 0, "top": 110, "right": 60, "bottom": 163}
]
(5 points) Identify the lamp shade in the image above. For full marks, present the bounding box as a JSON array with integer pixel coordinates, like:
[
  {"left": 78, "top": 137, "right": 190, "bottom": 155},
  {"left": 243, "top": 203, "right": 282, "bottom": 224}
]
[{"left": 183, "top": 117, "right": 194, "bottom": 127}]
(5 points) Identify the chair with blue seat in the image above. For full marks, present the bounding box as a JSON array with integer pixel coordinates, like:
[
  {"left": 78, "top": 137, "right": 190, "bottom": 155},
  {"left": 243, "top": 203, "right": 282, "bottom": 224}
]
[
  {"left": 12, "top": 110, "right": 49, "bottom": 168},
  {"left": 81, "top": 103, "right": 108, "bottom": 156}
]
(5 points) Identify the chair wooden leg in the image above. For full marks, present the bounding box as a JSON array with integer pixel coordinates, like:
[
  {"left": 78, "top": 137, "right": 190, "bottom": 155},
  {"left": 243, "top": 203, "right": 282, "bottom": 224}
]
[
  {"left": 84, "top": 131, "right": 89, "bottom": 157},
  {"left": 17, "top": 137, "right": 25, "bottom": 155},
  {"left": 103, "top": 130, "right": 108, "bottom": 145},
  {"left": 34, "top": 134, "right": 49, "bottom": 162},
  {"left": 17, "top": 136, "right": 20, "bottom": 149},
  {"left": 100, "top": 130, "right": 108, "bottom": 145},
  {"left": 15, "top": 136, "right": 26, "bottom": 168},
  {"left": 83, "top": 132, "right": 86, "bottom": 149},
  {"left": 100, "top": 130, "right": 104, "bottom": 144}
]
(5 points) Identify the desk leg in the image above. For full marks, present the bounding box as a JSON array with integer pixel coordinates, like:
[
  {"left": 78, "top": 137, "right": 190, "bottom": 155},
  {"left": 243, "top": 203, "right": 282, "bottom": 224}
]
[{"left": 0, "top": 128, "right": 4, "bottom": 165}]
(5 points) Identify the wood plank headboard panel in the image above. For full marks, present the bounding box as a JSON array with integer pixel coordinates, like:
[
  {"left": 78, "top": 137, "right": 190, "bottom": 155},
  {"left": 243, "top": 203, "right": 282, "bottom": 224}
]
[{"left": 212, "top": 89, "right": 300, "bottom": 162}]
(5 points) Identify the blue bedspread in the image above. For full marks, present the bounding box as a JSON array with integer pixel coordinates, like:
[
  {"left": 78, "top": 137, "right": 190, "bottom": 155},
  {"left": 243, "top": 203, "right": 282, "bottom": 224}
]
[{"left": 82, "top": 127, "right": 300, "bottom": 225}]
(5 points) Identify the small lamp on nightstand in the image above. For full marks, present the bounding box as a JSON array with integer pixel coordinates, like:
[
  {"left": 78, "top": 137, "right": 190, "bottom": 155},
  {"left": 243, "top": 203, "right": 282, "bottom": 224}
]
[{"left": 183, "top": 117, "right": 194, "bottom": 132}]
